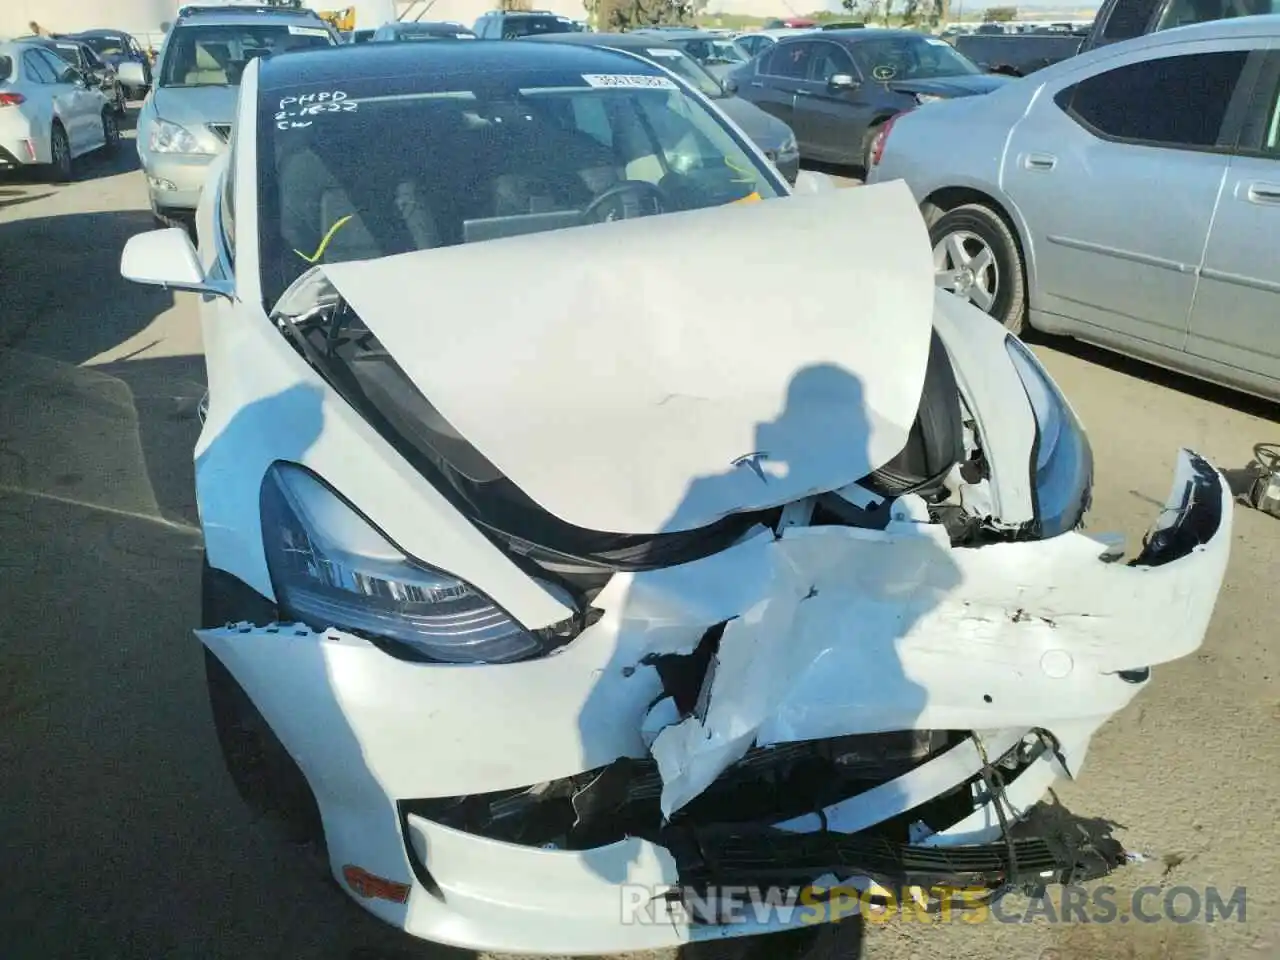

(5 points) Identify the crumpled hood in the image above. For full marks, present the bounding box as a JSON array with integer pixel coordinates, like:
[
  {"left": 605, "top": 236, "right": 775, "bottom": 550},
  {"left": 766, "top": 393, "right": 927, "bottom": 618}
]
[{"left": 319, "top": 182, "right": 935, "bottom": 536}]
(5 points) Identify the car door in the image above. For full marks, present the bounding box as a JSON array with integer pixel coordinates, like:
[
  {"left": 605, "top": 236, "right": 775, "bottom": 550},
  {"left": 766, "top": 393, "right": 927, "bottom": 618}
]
[
  {"left": 789, "top": 39, "right": 868, "bottom": 164},
  {"left": 35, "top": 48, "right": 94, "bottom": 151},
  {"left": 1185, "top": 48, "right": 1280, "bottom": 387},
  {"left": 743, "top": 41, "right": 814, "bottom": 139},
  {"left": 23, "top": 50, "right": 72, "bottom": 149},
  {"left": 1002, "top": 41, "right": 1263, "bottom": 351}
]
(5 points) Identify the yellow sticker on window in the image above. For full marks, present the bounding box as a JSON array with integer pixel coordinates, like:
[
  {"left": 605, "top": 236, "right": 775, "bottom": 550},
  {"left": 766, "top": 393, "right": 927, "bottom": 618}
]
[{"left": 734, "top": 192, "right": 762, "bottom": 204}]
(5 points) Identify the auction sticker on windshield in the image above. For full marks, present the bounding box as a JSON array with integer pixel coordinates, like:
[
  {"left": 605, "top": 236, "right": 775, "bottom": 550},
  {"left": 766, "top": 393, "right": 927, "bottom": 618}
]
[
  {"left": 582, "top": 74, "right": 677, "bottom": 89},
  {"left": 289, "top": 25, "right": 332, "bottom": 37},
  {"left": 646, "top": 48, "right": 684, "bottom": 58}
]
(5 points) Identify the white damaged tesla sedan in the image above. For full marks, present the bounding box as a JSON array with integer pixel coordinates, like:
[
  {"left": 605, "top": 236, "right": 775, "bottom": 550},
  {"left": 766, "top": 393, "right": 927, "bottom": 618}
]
[{"left": 118, "top": 39, "right": 1232, "bottom": 957}]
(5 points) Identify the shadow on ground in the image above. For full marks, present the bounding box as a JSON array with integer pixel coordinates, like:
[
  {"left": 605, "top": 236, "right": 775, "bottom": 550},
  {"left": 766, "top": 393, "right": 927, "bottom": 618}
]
[
  {"left": 0, "top": 208, "right": 168, "bottom": 361},
  {"left": 1023, "top": 330, "right": 1280, "bottom": 424}
]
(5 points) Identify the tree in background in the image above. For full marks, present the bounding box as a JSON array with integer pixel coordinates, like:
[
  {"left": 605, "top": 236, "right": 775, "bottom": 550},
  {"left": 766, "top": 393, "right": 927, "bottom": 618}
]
[
  {"left": 587, "top": 0, "right": 705, "bottom": 29},
  {"left": 838, "top": 0, "right": 880, "bottom": 21},
  {"left": 983, "top": 5, "right": 1019, "bottom": 21},
  {"left": 499, "top": 0, "right": 534, "bottom": 9},
  {"left": 899, "top": 0, "right": 942, "bottom": 26}
]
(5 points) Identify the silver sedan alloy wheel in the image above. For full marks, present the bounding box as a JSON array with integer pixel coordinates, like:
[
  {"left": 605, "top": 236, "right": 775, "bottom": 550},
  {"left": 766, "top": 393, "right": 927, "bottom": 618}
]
[{"left": 933, "top": 229, "right": 999, "bottom": 313}]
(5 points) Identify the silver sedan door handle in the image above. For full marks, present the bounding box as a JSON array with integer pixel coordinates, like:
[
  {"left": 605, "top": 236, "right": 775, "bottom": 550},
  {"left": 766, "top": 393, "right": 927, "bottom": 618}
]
[
  {"left": 1022, "top": 152, "right": 1057, "bottom": 171},
  {"left": 1244, "top": 181, "right": 1280, "bottom": 205}
]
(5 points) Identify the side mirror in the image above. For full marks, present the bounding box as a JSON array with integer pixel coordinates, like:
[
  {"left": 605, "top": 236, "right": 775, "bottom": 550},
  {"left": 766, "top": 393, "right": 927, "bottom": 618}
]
[
  {"left": 828, "top": 73, "right": 857, "bottom": 91},
  {"left": 117, "top": 60, "right": 147, "bottom": 88},
  {"left": 722, "top": 75, "right": 738, "bottom": 95},
  {"left": 120, "top": 228, "right": 234, "bottom": 299}
]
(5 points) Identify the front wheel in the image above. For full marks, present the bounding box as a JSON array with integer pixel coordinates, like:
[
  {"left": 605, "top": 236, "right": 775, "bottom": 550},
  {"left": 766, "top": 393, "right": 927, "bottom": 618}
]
[
  {"left": 928, "top": 202, "right": 1027, "bottom": 334},
  {"left": 101, "top": 109, "right": 120, "bottom": 154},
  {"left": 859, "top": 120, "right": 885, "bottom": 174},
  {"left": 46, "top": 123, "right": 72, "bottom": 183}
]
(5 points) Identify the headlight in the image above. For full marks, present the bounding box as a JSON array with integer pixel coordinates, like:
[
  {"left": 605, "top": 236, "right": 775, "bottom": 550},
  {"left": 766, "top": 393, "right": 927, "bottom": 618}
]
[
  {"left": 776, "top": 133, "right": 799, "bottom": 159},
  {"left": 1004, "top": 336, "right": 1093, "bottom": 538},
  {"left": 260, "top": 463, "right": 579, "bottom": 664},
  {"left": 148, "top": 117, "right": 208, "bottom": 154},
  {"left": 914, "top": 93, "right": 945, "bottom": 105}
]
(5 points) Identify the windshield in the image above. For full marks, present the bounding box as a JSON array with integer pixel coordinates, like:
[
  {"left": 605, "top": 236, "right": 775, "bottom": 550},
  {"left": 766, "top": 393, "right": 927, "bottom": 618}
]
[
  {"left": 50, "top": 43, "right": 85, "bottom": 67},
  {"left": 500, "top": 15, "right": 582, "bottom": 38},
  {"left": 1156, "top": 0, "right": 1277, "bottom": 30},
  {"left": 638, "top": 46, "right": 724, "bottom": 98},
  {"left": 396, "top": 24, "right": 476, "bottom": 40},
  {"left": 80, "top": 35, "right": 127, "bottom": 56},
  {"left": 676, "top": 37, "right": 747, "bottom": 66},
  {"left": 159, "top": 23, "right": 335, "bottom": 87},
  {"left": 258, "top": 69, "right": 782, "bottom": 305},
  {"left": 0, "top": 55, "right": 11, "bottom": 82},
  {"left": 850, "top": 35, "right": 980, "bottom": 81}
]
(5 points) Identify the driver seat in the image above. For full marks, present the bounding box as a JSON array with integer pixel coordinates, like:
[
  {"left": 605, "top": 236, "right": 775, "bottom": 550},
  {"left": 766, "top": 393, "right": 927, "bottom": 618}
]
[{"left": 184, "top": 44, "right": 227, "bottom": 84}]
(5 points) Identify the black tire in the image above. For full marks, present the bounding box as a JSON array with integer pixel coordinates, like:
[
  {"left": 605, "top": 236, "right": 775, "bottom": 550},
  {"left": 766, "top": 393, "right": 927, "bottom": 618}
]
[
  {"left": 101, "top": 109, "right": 120, "bottom": 154},
  {"left": 204, "top": 646, "right": 328, "bottom": 859},
  {"left": 928, "top": 201, "right": 1027, "bottom": 334},
  {"left": 46, "top": 122, "right": 72, "bottom": 183}
]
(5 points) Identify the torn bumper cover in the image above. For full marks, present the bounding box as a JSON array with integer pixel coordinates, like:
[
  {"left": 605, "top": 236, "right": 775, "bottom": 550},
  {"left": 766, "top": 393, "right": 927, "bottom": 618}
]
[{"left": 199, "top": 450, "right": 1230, "bottom": 954}]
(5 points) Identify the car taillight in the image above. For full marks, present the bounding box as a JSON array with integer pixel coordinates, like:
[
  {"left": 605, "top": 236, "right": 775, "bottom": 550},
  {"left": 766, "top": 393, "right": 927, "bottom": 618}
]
[
  {"left": 871, "top": 110, "right": 912, "bottom": 168},
  {"left": 0, "top": 92, "right": 26, "bottom": 107}
]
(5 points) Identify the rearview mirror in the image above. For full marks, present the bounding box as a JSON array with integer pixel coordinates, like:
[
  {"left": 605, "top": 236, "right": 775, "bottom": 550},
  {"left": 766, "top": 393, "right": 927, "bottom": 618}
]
[
  {"left": 828, "top": 73, "right": 857, "bottom": 91},
  {"left": 117, "top": 60, "right": 146, "bottom": 88},
  {"left": 121, "top": 228, "right": 234, "bottom": 299}
]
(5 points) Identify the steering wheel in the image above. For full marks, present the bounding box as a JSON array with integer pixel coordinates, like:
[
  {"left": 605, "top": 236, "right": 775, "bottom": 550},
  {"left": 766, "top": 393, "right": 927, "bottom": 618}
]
[{"left": 583, "top": 180, "right": 669, "bottom": 223}]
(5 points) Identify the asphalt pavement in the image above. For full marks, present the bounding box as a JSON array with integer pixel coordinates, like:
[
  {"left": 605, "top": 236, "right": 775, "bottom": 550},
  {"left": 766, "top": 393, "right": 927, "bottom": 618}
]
[{"left": 0, "top": 133, "right": 1276, "bottom": 960}]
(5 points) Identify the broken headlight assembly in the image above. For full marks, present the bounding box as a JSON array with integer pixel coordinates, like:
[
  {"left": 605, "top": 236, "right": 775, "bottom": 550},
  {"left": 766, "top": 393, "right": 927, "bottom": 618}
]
[
  {"left": 1005, "top": 336, "right": 1093, "bottom": 538},
  {"left": 260, "top": 462, "right": 579, "bottom": 663}
]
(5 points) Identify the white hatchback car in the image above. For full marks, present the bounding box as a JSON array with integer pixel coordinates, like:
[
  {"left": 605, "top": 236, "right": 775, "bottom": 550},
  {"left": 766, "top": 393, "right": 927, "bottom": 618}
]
[
  {"left": 119, "top": 38, "right": 1230, "bottom": 959},
  {"left": 0, "top": 39, "right": 119, "bottom": 181}
]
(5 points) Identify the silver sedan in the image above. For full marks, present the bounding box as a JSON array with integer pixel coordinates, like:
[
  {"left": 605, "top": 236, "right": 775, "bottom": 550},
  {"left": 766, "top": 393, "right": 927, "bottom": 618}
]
[{"left": 867, "top": 15, "right": 1280, "bottom": 402}]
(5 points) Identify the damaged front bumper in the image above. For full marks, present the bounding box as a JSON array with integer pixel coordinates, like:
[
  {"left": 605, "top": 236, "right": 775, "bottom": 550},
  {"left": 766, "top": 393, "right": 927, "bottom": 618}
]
[{"left": 199, "top": 450, "right": 1230, "bottom": 954}]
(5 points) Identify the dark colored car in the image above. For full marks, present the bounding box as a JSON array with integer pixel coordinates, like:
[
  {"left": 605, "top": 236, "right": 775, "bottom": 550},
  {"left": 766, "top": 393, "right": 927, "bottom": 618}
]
[
  {"left": 521, "top": 31, "right": 801, "bottom": 183},
  {"left": 725, "top": 29, "right": 1009, "bottom": 170},
  {"left": 954, "top": 0, "right": 1269, "bottom": 76},
  {"left": 26, "top": 36, "right": 128, "bottom": 114},
  {"left": 628, "top": 28, "right": 750, "bottom": 80},
  {"left": 341, "top": 28, "right": 376, "bottom": 43},
  {"left": 56, "top": 28, "right": 152, "bottom": 98},
  {"left": 371, "top": 21, "right": 477, "bottom": 42},
  {"left": 473, "top": 9, "right": 584, "bottom": 39}
]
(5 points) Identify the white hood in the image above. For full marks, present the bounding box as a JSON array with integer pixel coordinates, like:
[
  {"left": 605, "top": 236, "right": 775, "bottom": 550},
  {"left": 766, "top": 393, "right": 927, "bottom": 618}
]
[{"left": 320, "top": 182, "right": 935, "bottom": 535}]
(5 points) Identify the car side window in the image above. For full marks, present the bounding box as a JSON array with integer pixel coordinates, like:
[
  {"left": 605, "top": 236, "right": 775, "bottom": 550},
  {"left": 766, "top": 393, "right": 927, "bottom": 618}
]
[
  {"left": 84, "top": 47, "right": 105, "bottom": 71},
  {"left": 37, "top": 48, "right": 79, "bottom": 84},
  {"left": 766, "top": 41, "right": 815, "bottom": 80},
  {"left": 1054, "top": 50, "right": 1249, "bottom": 149},
  {"left": 808, "top": 42, "right": 855, "bottom": 83},
  {"left": 23, "top": 51, "right": 55, "bottom": 83},
  {"left": 220, "top": 135, "right": 236, "bottom": 262},
  {"left": 1261, "top": 78, "right": 1280, "bottom": 156}
]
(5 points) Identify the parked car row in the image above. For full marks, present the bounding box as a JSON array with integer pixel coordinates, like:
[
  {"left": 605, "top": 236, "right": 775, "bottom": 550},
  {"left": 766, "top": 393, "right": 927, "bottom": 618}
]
[
  {"left": 869, "top": 14, "right": 1280, "bottom": 400},
  {"left": 0, "top": 37, "right": 121, "bottom": 181},
  {"left": 113, "top": 22, "right": 1236, "bottom": 960}
]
